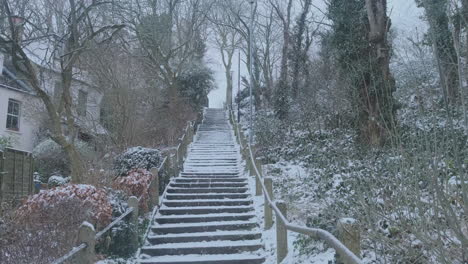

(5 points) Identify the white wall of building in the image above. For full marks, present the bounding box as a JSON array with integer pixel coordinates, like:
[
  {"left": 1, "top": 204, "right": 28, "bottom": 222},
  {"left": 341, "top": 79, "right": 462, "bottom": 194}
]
[{"left": 0, "top": 88, "right": 38, "bottom": 152}]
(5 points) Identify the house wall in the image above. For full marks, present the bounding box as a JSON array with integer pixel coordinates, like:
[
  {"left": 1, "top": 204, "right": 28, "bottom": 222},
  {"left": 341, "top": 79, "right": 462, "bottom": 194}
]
[
  {"left": 40, "top": 70, "right": 103, "bottom": 129},
  {"left": 0, "top": 88, "right": 38, "bottom": 152}
]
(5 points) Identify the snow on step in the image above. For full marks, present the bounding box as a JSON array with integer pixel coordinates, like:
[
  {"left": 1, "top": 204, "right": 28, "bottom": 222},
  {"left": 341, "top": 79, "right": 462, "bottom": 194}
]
[{"left": 137, "top": 108, "right": 265, "bottom": 264}]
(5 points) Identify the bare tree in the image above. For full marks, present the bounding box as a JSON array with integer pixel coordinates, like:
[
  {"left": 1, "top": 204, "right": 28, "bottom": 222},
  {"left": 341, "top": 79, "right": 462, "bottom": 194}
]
[
  {"left": 0, "top": 0, "right": 123, "bottom": 182},
  {"left": 210, "top": 0, "right": 242, "bottom": 109}
]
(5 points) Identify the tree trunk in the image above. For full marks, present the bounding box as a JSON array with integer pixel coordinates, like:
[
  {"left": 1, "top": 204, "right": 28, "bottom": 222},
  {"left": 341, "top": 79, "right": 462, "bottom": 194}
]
[
  {"left": 421, "top": 0, "right": 459, "bottom": 105},
  {"left": 64, "top": 143, "right": 85, "bottom": 183},
  {"left": 273, "top": 0, "right": 293, "bottom": 120},
  {"left": 226, "top": 70, "right": 233, "bottom": 109},
  {"left": 363, "top": 0, "right": 397, "bottom": 145}
]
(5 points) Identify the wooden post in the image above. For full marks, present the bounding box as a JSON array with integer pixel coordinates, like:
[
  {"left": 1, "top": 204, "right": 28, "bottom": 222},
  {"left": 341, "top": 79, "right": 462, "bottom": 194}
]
[
  {"left": 255, "top": 157, "right": 262, "bottom": 196},
  {"left": 128, "top": 196, "right": 139, "bottom": 247},
  {"left": 276, "top": 201, "right": 288, "bottom": 264},
  {"left": 264, "top": 177, "right": 273, "bottom": 230},
  {"left": 74, "top": 221, "right": 96, "bottom": 264},
  {"left": 149, "top": 167, "right": 159, "bottom": 208},
  {"left": 336, "top": 218, "right": 360, "bottom": 264}
]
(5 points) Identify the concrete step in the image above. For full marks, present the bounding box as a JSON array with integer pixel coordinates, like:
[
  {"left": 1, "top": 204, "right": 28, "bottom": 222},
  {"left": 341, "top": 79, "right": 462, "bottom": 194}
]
[
  {"left": 165, "top": 193, "right": 250, "bottom": 200},
  {"left": 138, "top": 254, "right": 265, "bottom": 264},
  {"left": 163, "top": 199, "right": 252, "bottom": 207},
  {"left": 158, "top": 205, "right": 254, "bottom": 215},
  {"left": 169, "top": 183, "right": 247, "bottom": 188},
  {"left": 155, "top": 212, "right": 255, "bottom": 224},
  {"left": 147, "top": 230, "right": 261, "bottom": 244},
  {"left": 140, "top": 240, "right": 263, "bottom": 256},
  {"left": 166, "top": 187, "right": 248, "bottom": 194},
  {"left": 151, "top": 220, "right": 258, "bottom": 234},
  {"left": 174, "top": 178, "right": 247, "bottom": 183}
]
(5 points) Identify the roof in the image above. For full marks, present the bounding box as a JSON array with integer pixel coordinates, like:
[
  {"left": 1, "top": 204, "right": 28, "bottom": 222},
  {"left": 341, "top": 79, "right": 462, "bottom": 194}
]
[{"left": 0, "top": 66, "right": 34, "bottom": 94}]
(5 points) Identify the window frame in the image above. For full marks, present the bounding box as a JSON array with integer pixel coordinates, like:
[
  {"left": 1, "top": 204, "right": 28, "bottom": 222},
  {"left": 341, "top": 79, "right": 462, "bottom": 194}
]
[{"left": 6, "top": 99, "right": 20, "bottom": 132}]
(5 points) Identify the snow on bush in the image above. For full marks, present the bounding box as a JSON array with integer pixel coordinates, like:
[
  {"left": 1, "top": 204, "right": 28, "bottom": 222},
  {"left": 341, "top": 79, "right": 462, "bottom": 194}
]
[
  {"left": 33, "top": 138, "right": 95, "bottom": 181},
  {"left": 16, "top": 184, "right": 112, "bottom": 227},
  {"left": 113, "top": 169, "right": 152, "bottom": 210},
  {"left": 47, "top": 175, "right": 70, "bottom": 187},
  {"left": 113, "top": 146, "right": 161, "bottom": 176}
]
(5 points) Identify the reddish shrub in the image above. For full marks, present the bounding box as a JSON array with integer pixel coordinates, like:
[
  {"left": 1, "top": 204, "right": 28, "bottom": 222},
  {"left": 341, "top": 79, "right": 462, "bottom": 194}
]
[
  {"left": 113, "top": 169, "right": 152, "bottom": 210},
  {"left": 16, "top": 184, "right": 112, "bottom": 227}
]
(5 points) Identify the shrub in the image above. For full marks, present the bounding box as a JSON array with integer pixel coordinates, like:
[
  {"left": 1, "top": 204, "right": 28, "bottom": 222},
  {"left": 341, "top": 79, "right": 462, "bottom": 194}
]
[
  {"left": 16, "top": 184, "right": 112, "bottom": 227},
  {"left": 47, "top": 175, "right": 70, "bottom": 187},
  {"left": 0, "top": 198, "right": 93, "bottom": 264},
  {"left": 113, "top": 146, "right": 161, "bottom": 176},
  {"left": 32, "top": 138, "right": 95, "bottom": 182},
  {"left": 113, "top": 169, "right": 152, "bottom": 210}
]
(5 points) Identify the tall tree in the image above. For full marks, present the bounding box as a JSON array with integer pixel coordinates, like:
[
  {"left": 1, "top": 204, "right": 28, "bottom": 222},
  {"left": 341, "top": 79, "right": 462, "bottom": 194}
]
[
  {"left": 417, "top": 0, "right": 459, "bottom": 105},
  {"left": 271, "top": 0, "right": 293, "bottom": 120},
  {"left": 329, "top": 0, "right": 397, "bottom": 145},
  {"left": 210, "top": 0, "right": 242, "bottom": 109}
]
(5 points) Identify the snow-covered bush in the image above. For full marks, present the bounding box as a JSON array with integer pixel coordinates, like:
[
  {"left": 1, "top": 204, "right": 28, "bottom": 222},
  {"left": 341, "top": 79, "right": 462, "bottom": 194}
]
[
  {"left": 1, "top": 197, "right": 94, "bottom": 263},
  {"left": 113, "top": 169, "right": 152, "bottom": 210},
  {"left": 16, "top": 184, "right": 112, "bottom": 227},
  {"left": 47, "top": 175, "right": 70, "bottom": 187},
  {"left": 95, "top": 188, "right": 138, "bottom": 258},
  {"left": 113, "top": 146, "right": 161, "bottom": 176},
  {"left": 32, "top": 138, "right": 95, "bottom": 182}
]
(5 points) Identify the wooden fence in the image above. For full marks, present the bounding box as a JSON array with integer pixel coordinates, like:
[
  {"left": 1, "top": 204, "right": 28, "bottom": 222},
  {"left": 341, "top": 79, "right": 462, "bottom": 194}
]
[
  {"left": 228, "top": 109, "right": 362, "bottom": 264},
  {"left": 0, "top": 148, "right": 34, "bottom": 207}
]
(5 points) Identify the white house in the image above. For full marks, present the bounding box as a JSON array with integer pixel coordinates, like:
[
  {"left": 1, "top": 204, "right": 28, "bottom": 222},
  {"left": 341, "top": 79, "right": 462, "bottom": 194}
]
[{"left": 0, "top": 53, "right": 104, "bottom": 152}]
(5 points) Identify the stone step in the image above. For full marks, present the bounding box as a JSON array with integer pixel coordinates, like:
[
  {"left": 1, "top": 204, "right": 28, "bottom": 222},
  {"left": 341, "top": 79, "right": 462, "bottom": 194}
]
[
  {"left": 165, "top": 193, "right": 250, "bottom": 200},
  {"left": 155, "top": 212, "right": 255, "bottom": 224},
  {"left": 139, "top": 255, "right": 265, "bottom": 264},
  {"left": 181, "top": 172, "right": 240, "bottom": 176},
  {"left": 163, "top": 199, "right": 252, "bottom": 207},
  {"left": 151, "top": 220, "right": 258, "bottom": 234},
  {"left": 140, "top": 240, "right": 263, "bottom": 256},
  {"left": 169, "top": 183, "right": 247, "bottom": 188},
  {"left": 147, "top": 230, "right": 262, "bottom": 244},
  {"left": 166, "top": 187, "right": 248, "bottom": 194},
  {"left": 158, "top": 205, "right": 254, "bottom": 215},
  {"left": 174, "top": 178, "right": 247, "bottom": 183},
  {"left": 180, "top": 175, "right": 241, "bottom": 179}
]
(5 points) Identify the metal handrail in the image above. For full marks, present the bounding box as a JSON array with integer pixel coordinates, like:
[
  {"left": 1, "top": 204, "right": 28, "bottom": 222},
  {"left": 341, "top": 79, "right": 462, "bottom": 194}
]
[{"left": 230, "top": 109, "right": 362, "bottom": 264}]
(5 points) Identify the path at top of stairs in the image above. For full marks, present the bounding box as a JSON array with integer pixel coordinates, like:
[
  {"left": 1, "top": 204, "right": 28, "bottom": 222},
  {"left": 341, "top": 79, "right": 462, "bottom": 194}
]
[{"left": 137, "top": 108, "right": 265, "bottom": 264}]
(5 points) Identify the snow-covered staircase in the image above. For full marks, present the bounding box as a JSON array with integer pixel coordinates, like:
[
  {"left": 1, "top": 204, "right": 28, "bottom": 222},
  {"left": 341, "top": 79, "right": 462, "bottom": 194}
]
[{"left": 137, "top": 108, "right": 265, "bottom": 264}]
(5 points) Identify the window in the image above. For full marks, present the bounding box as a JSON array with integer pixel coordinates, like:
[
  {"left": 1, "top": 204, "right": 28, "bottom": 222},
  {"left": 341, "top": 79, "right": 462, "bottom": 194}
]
[
  {"left": 6, "top": 99, "right": 20, "bottom": 131},
  {"left": 77, "top": 90, "right": 87, "bottom": 117}
]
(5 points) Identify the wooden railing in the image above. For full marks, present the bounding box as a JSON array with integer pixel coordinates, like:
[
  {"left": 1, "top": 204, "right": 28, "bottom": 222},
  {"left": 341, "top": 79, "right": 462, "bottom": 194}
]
[
  {"left": 228, "top": 109, "right": 362, "bottom": 264},
  {"left": 50, "top": 118, "right": 198, "bottom": 264}
]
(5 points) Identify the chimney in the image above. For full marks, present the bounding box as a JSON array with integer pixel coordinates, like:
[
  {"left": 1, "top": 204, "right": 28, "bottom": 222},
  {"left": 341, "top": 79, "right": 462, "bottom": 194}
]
[{"left": 11, "top": 15, "right": 25, "bottom": 43}]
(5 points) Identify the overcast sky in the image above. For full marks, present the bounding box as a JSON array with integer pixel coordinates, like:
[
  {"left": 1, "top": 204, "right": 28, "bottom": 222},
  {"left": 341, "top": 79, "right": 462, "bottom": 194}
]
[{"left": 207, "top": 0, "right": 427, "bottom": 108}]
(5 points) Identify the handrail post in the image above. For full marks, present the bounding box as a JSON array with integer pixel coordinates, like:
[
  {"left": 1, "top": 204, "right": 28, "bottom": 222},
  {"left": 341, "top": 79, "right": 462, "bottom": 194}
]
[
  {"left": 264, "top": 177, "right": 273, "bottom": 230},
  {"left": 73, "top": 221, "right": 95, "bottom": 264},
  {"left": 128, "top": 196, "right": 139, "bottom": 247},
  {"left": 149, "top": 167, "right": 159, "bottom": 208},
  {"left": 248, "top": 146, "right": 254, "bottom": 177},
  {"left": 276, "top": 201, "right": 288, "bottom": 263},
  {"left": 255, "top": 157, "right": 263, "bottom": 196},
  {"left": 336, "top": 218, "right": 360, "bottom": 264},
  {"left": 171, "top": 153, "right": 178, "bottom": 177}
]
